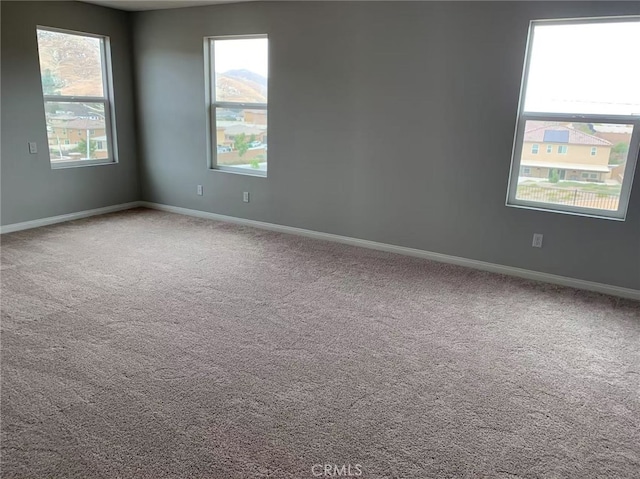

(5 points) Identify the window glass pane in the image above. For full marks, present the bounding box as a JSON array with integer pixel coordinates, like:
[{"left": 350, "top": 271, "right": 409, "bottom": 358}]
[
  {"left": 214, "top": 38, "right": 268, "bottom": 103},
  {"left": 215, "top": 108, "right": 267, "bottom": 171},
  {"left": 37, "top": 29, "right": 104, "bottom": 97},
  {"left": 524, "top": 21, "right": 640, "bottom": 115},
  {"left": 44, "top": 101, "right": 109, "bottom": 162},
  {"left": 515, "top": 120, "right": 633, "bottom": 212}
]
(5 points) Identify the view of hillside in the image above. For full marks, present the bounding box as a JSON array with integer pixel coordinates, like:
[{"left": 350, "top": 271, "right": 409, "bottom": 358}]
[
  {"left": 216, "top": 69, "right": 267, "bottom": 103},
  {"left": 37, "top": 28, "right": 268, "bottom": 105},
  {"left": 36, "top": 29, "right": 104, "bottom": 97}
]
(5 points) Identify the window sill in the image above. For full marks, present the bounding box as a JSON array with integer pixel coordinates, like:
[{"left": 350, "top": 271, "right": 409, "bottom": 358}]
[
  {"left": 51, "top": 159, "right": 116, "bottom": 170},
  {"left": 506, "top": 202, "right": 626, "bottom": 221},
  {"left": 209, "top": 166, "right": 267, "bottom": 178}
]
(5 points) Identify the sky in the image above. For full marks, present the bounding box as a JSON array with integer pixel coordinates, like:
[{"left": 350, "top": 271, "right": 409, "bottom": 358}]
[
  {"left": 525, "top": 20, "right": 640, "bottom": 116},
  {"left": 214, "top": 38, "right": 268, "bottom": 78}
]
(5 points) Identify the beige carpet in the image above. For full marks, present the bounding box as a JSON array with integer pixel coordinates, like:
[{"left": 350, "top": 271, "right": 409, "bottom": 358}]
[{"left": 1, "top": 208, "right": 639, "bottom": 478}]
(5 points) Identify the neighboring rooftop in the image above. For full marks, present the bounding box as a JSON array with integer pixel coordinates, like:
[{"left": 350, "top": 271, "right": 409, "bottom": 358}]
[
  {"left": 50, "top": 118, "right": 105, "bottom": 130},
  {"left": 520, "top": 160, "right": 611, "bottom": 172},
  {"left": 222, "top": 124, "right": 266, "bottom": 136},
  {"left": 524, "top": 124, "right": 612, "bottom": 146}
]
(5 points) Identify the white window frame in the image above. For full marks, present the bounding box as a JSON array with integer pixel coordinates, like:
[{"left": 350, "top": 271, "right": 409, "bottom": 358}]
[
  {"left": 557, "top": 145, "right": 568, "bottom": 155},
  {"left": 591, "top": 147, "right": 597, "bottom": 156},
  {"left": 36, "top": 26, "right": 117, "bottom": 169},
  {"left": 531, "top": 144, "right": 539, "bottom": 154},
  {"left": 204, "top": 34, "right": 268, "bottom": 177},
  {"left": 546, "top": 144, "right": 553, "bottom": 154},
  {"left": 506, "top": 16, "right": 640, "bottom": 221}
]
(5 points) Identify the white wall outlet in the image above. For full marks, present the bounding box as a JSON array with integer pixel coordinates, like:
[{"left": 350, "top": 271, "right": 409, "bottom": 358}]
[
  {"left": 243, "top": 192, "right": 250, "bottom": 203},
  {"left": 28, "top": 142, "right": 37, "bottom": 154},
  {"left": 532, "top": 233, "right": 543, "bottom": 248},
  {"left": 196, "top": 185, "right": 203, "bottom": 196}
]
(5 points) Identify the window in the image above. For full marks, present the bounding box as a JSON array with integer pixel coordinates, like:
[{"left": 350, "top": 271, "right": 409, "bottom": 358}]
[
  {"left": 36, "top": 27, "right": 116, "bottom": 167},
  {"left": 507, "top": 17, "right": 640, "bottom": 220},
  {"left": 206, "top": 35, "right": 268, "bottom": 175},
  {"left": 531, "top": 144, "right": 539, "bottom": 154}
]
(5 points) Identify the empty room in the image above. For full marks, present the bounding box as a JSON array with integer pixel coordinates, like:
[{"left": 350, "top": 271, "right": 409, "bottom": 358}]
[{"left": 1, "top": 0, "right": 639, "bottom": 477}]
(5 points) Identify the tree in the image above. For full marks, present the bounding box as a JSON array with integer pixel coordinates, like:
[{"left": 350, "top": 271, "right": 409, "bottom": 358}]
[
  {"left": 41, "top": 69, "right": 64, "bottom": 95},
  {"left": 609, "top": 142, "right": 629, "bottom": 165},
  {"left": 74, "top": 138, "right": 97, "bottom": 158},
  {"left": 549, "top": 169, "right": 560, "bottom": 183},
  {"left": 250, "top": 154, "right": 265, "bottom": 170},
  {"left": 234, "top": 133, "right": 249, "bottom": 157}
]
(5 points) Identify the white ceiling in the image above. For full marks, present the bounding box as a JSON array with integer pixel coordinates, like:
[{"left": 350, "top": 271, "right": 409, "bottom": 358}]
[{"left": 80, "top": 0, "right": 256, "bottom": 11}]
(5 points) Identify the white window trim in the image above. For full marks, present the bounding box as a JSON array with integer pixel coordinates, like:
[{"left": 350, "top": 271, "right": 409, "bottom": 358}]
[
  {"left": 36, "top": 26, "right": 118, "bottom": 169},
  {"left": 204, "top": 34, "right": 268, "bottom": 177},
  {"left": 591, "top": 147, "right": 597, "bottom": 156},
  {"left": 531, "top": 144, "right": 539, "bottom": 154},
  {"left": 506, "top": 16, "right": 640, "bottom": 221}
]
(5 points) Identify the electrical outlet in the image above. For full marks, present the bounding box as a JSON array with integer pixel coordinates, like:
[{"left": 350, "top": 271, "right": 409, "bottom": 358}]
[
  {"left": 28, "top": 142, "right": 37, "bottom": 154},
  {"left": 243, "top": 192, "right": 250, "bottom": 203},
  {"left": 197, "top": 185, "right": 203, "bottom": 196},
  {"left": 532, "top": 233, "right": 543, "bottom": 248}
]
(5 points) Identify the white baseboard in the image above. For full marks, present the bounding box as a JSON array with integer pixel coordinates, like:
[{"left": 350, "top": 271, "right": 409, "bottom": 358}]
[
  {"left": 140, "top": 201, "right": 640, "bottom": 301},
  {"left": 0, "top": 201, "right": 142, "bottom": 234}
]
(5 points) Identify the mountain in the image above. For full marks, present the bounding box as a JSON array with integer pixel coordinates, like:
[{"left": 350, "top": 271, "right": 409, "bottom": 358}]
[
  {"left": 216, "top": 69, "right": 267, "bottom": 103},
  {"left": 37, "top": 30, "right": 104, "bottom": 97},
  {"left": 225, "top": 69, "right": 267, "bottom": 87}
]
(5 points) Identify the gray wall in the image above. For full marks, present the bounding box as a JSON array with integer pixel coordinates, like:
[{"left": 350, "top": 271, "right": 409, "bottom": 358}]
[
  {"left": 1, "top": 1, "right": 139, "bottom": 225},
  {"left": 133, "top": 1, "right": 640, "bottom": 290},
  {"left": 2, "top": 1, "right": 638, "bottom": 291}
]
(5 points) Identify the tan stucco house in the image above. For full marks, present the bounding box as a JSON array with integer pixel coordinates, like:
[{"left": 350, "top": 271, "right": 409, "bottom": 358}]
[{"left": 520, "top": 123, "right": 613, "bottom": 182}]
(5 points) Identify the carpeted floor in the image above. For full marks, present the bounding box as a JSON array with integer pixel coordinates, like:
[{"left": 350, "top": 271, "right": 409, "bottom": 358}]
[{"left": 1, "top": 208, "right": 639, "bottom": 478}]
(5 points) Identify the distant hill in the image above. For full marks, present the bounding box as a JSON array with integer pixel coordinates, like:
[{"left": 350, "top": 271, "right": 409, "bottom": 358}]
[
  {"left": 217, "top": 69, "right": 267, "bottom": 103},
  {"left": 225, "top": 69, "right": 267, "bottom": 87},
  {"left": 37, "top": 30, "right": 104, "bottom": 97}
]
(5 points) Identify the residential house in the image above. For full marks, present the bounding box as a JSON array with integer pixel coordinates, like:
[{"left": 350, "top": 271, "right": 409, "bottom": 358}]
[
  {"left": 216, "top": 123, "right": 267, "bottom": 149},
  {"left": 47, "top": 117, "right": 106, "bottom": 156},
  {"left": 520, "top": 124, "right": 613, "bottom": 182},
  {"left": 244, "top": 109, "right": 267, "bottom": 126}
]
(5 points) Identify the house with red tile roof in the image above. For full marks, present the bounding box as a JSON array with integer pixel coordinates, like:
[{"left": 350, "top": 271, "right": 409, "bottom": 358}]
[{"left": 520, "top": 124, "right": 613, "bottom": 182}]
